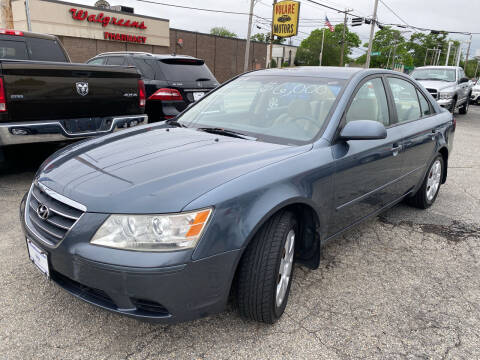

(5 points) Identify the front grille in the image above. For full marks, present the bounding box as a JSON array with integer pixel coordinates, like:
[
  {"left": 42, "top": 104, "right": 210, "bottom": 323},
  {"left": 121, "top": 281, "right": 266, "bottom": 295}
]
[
  {"left": 426, "top": 88, "right": 438, "bottom": 99},
  {"left": 27, "top": 184, "right": 84, "bottom": 245},
  {"left": 131, "top": 298, "right": 170, "bottom": 316}
]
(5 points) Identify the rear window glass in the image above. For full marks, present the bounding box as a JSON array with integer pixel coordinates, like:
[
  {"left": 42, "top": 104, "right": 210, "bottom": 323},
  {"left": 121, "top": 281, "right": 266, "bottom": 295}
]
[
  {"left": 26, "top": 38, "right": 67, "bottom": 62},
  {"left": 0, "top": 40, "right": 28, "bottom": 60},
  {"left": 157, "top": 59, "right": 214, "bottom": 82},
  {"left": 133, "top": 58, "right": 157, "bottom": 79}
]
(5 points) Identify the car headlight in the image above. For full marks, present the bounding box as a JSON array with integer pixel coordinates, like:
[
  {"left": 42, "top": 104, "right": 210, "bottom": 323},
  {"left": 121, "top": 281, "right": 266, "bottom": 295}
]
[
  {"left": 90, "top": 208, "right": 212, "bottom": 251},
  {"left": 439, "top": 92, "right": 454, "bottom": 100}
]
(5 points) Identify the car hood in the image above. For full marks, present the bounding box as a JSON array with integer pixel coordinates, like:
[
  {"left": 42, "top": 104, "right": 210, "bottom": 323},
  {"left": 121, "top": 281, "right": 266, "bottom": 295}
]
[
  {"left": 473, "top": 85, "right": 480, "bottom": 91},
  {"left": 36, "top": 126, "right": 309, "bottom": 213},
  {"left": 416, "top": 80, "right": 456, "bottom": 92}
]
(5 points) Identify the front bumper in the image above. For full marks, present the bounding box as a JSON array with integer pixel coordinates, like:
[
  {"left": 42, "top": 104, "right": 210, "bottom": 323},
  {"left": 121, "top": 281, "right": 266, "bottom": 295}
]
[
  {"left": 20, "top": 193, "right": 239, "bottom": 323},
  {"left": 437, "top": 98, "right": 454, "bottom": 108},
  {"left": 0, "top": 114, "right": 148, "bottom": 146}
]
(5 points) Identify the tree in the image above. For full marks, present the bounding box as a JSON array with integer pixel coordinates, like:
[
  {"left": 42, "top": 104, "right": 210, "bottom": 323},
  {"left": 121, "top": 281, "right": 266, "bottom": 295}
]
[
  {"left": 210, "top": 27, "right": 237, "bottom": 38},
  {"left": 406, "top": 31, "right": 451, "bottom": 67},
  {"left": 250, "top": 32, "right": 286, "bottom": 44},
  {"left": 294, "top": 24, "right": 360, "bottom": 66}
]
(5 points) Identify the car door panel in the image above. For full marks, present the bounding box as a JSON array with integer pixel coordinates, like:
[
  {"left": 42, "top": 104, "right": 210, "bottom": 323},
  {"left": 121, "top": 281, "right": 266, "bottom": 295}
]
[{"left": 330, "top": 76, "right": 408, "bottom": 236}]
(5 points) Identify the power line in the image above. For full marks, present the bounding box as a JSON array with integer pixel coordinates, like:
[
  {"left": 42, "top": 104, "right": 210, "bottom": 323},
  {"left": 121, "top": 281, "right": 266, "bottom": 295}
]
[{"left": 378, "top": 0, "right": 410, "bottom": 27}]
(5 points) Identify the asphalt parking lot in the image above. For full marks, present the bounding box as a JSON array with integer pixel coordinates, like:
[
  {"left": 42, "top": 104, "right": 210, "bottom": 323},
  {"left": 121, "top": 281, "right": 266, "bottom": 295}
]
[{"left": 1, "top": 107, "right": 479, "bottom": 360}]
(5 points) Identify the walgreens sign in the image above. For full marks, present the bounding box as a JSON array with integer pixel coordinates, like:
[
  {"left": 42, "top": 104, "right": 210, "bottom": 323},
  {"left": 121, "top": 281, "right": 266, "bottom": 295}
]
[{"left": 69, "top": 8, "right": 147, "bottom": 30}]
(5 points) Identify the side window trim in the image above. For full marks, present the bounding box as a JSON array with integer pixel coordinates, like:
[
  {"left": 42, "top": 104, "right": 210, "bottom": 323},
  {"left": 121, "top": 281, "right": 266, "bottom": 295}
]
[{"left": 341, "top": 74, "right": 392, "bottom": 128}]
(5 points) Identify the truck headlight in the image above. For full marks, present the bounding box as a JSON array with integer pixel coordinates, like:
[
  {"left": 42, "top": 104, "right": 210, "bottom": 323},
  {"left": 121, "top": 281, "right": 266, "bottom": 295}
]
[
  {"left": 90, "top": 208, "right": 212, "bottom": 251},
  {"left": 439, "top": 92, "right": 454, "bottom": 100}
]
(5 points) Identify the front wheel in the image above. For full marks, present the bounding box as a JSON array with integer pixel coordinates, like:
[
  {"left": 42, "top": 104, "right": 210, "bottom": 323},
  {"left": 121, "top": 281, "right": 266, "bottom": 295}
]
[
  {"left": 459, "top": 97, "right": 470, "bottom": 114},
  {"left": 449, "top": 98, "right": 457, "bottom": 114},
  {"left": 236, "top": 211, "right": 297, "bottom": 323},
  {"left": 406, "top": 155, "right": 444, "bottom": 209}
]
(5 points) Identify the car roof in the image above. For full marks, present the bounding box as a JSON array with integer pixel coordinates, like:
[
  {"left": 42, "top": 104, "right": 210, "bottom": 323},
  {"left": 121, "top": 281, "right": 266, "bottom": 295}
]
[
  {"left": 245, "top": 66, "right": 372, "bottom": 80},
  {"left": 93, "top": 52, "right": 201, "bottom": 61},
  {"left": 0, "top": 30, "right": 58, "bottom": 41},
  {"left": 415, "top": 66, "right": 460, "bottom": 70}
]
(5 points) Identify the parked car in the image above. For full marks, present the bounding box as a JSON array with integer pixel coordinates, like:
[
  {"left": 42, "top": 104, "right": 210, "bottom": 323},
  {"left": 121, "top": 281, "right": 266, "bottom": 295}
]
[
  {"left": 470, "top": 78, "right": 480, "bottom": 104},
  {"left": 21, "top": 67, "right": 454, "bottom": 324},
  {"left": 0, "top": 29, "right": 147, "bottom": 150},
  {"left": 86, "top": 52, "right": 218, "bottom": 122},
  {"left": 410, "top": 66, "right": 471, "bottom": 114}
]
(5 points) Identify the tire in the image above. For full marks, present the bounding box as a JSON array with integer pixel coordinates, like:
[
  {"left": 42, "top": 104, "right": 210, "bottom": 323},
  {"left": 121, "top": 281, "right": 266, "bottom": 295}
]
[
  {"left": 449, "top": 98, "right": 457, "bottom": 114},
  {"left": 459, "top": 96, "right": 470, "bottom": 114},
  {"left": 236, "top": 211, "right": 297, "bottom": 323},
  {"left": 406, "top": 155, "right": 444, "bottom": 209}
]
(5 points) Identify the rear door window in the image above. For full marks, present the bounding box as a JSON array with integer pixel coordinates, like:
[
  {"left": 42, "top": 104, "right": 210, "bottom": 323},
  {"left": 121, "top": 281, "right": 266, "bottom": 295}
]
[
  {"left": 26, "top": 38, "right": 67, "bottom": 62},
  {"left": 387, "top": 77, "right": 421, "bottom": 123},
  {"left": 0, "top": 39, "right": 28, "bottom": 59},
  {"left": 157, "top": 58, "right": 214, "bottom": 81},
  {"left": 417, "top": 90, "right": 433, "bottom": 117},
  {"left": 106, "top": 56, "right": 127, "bottom": 66},
  {"left": 87, "top": 57, "right": 106, "bottom": 65}
]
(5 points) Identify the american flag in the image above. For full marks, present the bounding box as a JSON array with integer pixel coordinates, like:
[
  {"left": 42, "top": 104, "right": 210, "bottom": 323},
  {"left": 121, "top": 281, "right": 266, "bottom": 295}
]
[{"left": 325, "top": 16, "right": 334, "bottom": 32}]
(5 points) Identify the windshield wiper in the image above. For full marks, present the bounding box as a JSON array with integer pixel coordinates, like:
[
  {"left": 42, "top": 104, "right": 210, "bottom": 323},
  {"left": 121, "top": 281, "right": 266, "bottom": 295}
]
[
  {"left": 197, "top": 127, "right": 256, "bottom": 140},
  {"left": 166, "top": 119, "right": 187, "bottom": 128}
]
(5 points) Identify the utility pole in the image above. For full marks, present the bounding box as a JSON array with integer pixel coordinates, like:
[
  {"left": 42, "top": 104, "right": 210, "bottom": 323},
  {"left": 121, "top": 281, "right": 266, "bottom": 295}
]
[
  {"left": 25, "top": 0, "right": 32, "bottom": 31},
  {"left": 445, "top": 41, "right": 452, "bottom": 66},
  {"left": 464, "top": 33, "right": 472, "bottom": 75},
  {"left": 268, "top": 0, "right": 277, "bottom": 68},
  {"left": 339, "top": 9, "right": 352, "bottom": 67},
  {"left": 0, "top": 0, "right": 13, "bottom": 28},
  {"left": 243, "top": 0, "right": 255, "bottom": 72},
  {"left": 456, "top": 46, "right": 462, "bottom": 67},
  {"left": 319, "top": 28, "right": 325, "bottom": 66},
  {"left": 475, "top": 60, "right": 479, "bottom": 78},
  {"left": 365, "top": 0, "right": 379, "bottom": 69}
]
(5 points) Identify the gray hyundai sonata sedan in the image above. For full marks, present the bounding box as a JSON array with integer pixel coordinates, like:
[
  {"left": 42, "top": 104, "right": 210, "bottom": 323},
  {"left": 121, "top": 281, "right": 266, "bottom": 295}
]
[{"left": 21, "top": 67, "right": 454, "bottom": 324}]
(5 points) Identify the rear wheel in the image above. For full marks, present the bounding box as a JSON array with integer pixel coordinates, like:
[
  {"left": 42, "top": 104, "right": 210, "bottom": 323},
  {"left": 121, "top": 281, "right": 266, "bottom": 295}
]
[
  {"left": 406, "top": 155, "right": 444, "bottom": 209},
  {"left": 459, "top": 97, "right": 470, "bottom": 114},
  {"left": 236, "top": 211, "right": 297, "bottom": 323}
]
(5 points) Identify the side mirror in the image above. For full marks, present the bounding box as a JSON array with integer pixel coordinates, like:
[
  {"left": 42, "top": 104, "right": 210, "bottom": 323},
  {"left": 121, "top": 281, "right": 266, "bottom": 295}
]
[
  {"left": 459, "top": 77, "right": 469, "bottom": 84},
  {"left": 340, "top": 120, "right": 387, "bottom": 140}
]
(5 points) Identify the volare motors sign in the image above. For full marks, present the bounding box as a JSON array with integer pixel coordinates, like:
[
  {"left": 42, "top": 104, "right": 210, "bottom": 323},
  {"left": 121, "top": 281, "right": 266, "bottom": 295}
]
[
  {"left": 69, "top": 8, "right": 147, "bottom": 43},
  {"left": 272, "top": 1, "right": 300, "bottom": 38}
]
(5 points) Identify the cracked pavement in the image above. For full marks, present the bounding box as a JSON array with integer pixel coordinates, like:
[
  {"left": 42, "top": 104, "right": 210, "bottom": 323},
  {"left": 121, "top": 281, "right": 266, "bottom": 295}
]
[{"left": 1, "top": 107, "right": 479, "bottom": 359}]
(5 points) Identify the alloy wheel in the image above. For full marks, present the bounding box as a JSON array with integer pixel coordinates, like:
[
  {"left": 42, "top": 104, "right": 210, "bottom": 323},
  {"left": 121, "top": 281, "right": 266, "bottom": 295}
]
[
  {"left": 276, "top": 229, "right": 295, "bottom": 307},
  {"left": 426, "top": 159, "right": 442, "bottom": 201}
]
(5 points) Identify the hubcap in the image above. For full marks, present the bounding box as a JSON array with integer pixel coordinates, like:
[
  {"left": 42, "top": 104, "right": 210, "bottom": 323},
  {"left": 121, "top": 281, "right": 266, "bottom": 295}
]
[
  {"left": 276, "top": 229, "right": 295, "bottom": 307},
  {"left": 426, "top": 159, "right": 442, "bottom": 201}
]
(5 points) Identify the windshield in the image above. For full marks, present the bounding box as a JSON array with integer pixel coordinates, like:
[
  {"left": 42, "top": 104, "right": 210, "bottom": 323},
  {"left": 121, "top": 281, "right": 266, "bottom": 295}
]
[
  {"left": 177, "top": 75, "right": 345, "bottom": 145},
  {"left": 411, "top": 68, "right": 456, "bottom": 82}
]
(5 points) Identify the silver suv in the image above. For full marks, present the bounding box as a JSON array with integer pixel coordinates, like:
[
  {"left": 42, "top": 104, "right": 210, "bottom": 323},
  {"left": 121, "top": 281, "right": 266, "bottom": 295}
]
[{"left": 410, "top": 66, "right": 471, "bottom": 114}]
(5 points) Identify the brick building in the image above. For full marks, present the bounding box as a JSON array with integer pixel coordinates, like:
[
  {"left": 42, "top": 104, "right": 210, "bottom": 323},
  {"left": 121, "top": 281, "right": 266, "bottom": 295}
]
[{"left": 10, "top": 0, "right": 267, "bottom": 82}]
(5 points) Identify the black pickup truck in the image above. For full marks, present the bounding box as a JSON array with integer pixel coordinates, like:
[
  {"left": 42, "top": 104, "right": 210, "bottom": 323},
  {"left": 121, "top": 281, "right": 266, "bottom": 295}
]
[{"left": 0, "top": 30, "right": 147, "bottom": 147}]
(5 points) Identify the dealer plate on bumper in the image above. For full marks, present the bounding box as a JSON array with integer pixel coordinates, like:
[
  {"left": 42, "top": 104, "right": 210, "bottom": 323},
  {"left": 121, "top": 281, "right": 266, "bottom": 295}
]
[
  {"left": 193, "top": 92, "right": 205, "bottom": 101},
  {"left": 27, "top": 239, "right": 49, "bottom": 277}
]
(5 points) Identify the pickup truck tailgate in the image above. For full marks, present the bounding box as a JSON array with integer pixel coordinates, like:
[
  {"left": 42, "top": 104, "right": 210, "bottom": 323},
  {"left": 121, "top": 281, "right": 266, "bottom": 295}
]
[{"left": 1, "top": 61, "right": 141, "bottom": 122}]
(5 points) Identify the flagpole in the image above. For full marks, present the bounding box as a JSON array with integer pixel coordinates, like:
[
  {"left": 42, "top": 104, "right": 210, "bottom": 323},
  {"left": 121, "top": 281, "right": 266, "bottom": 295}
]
[{"left": 319, "top": 28, "right": 325, "bottom": 66}]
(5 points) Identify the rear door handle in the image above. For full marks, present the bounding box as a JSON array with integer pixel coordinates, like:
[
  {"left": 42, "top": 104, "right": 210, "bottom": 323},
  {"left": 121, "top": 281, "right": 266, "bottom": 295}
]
[{"left": 391, "top": 144, "right": 402, "bottom": 156}]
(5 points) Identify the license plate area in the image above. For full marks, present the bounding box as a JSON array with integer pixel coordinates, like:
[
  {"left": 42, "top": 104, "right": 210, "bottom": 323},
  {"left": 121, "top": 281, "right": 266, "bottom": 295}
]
[
  {"left": 27, "top": 239, "right": 50, "bottom": 277},
  {"left": 193, "top": 92, "right": 205, "bottom": 101}
]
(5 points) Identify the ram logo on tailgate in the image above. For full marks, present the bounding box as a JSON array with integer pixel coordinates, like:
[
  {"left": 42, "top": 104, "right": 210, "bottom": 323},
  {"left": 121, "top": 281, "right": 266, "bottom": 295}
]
[{"left": 76, "top": 82, "right": 89, "bottom": 96}]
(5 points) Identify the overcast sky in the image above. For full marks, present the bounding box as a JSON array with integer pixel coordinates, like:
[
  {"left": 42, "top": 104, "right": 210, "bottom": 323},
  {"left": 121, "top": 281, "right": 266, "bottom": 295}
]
[{"left": 72, "top": 0, "right": 480, "bottom": 61}]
